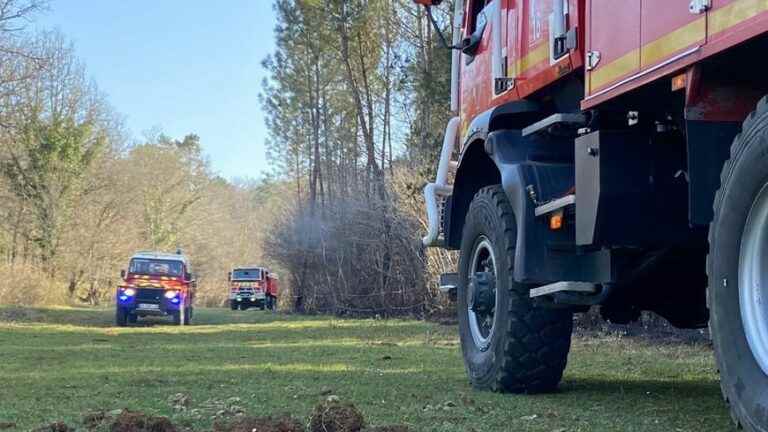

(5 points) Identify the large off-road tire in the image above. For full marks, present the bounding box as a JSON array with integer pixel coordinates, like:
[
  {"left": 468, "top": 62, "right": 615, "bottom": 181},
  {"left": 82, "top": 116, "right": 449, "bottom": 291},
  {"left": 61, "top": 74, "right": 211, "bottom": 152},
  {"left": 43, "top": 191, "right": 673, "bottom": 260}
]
[
  {"left": 457, "top": 185, "right": 573, "bottom": 393},
  {"left": 230, "top": 301, "right": 238, "bottom": 311},
  {"left": 128, "top": 313, "right": 138, "bottom": 324},
  {"left": 184, "top": 307, "right": 193, "bottom": 325},
  {"left": 115, "top": 307, "right": 128, "bottom": 327},
  {"left": 709, "top": 95, "right": 768, "bottom": 431}
]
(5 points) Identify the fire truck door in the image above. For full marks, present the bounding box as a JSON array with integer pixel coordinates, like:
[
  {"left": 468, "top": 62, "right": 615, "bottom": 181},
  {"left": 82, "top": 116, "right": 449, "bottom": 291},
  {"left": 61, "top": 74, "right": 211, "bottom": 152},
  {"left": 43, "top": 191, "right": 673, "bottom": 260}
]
[
  {"left": 585, "top": 0, "right": 641, "bottom": 97},
  {"left": 640, "top": 0, "right": 705, "bottom": 71}
]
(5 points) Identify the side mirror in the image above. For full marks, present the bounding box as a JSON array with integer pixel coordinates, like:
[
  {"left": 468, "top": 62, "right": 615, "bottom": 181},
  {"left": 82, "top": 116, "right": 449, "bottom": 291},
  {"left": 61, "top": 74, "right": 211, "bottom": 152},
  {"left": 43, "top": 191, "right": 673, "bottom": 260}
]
[
  {"left": 462, "top": 15, "right": 487, "bottom": 57},
  {"left": 227, "top": 272, "right": 231, "bottom": 281},
  {"left": 461, "top": 34, "right": 481, "bottom": 56},
  {"left": 120, "top": 270, "right": 126, "bottom": 280}
]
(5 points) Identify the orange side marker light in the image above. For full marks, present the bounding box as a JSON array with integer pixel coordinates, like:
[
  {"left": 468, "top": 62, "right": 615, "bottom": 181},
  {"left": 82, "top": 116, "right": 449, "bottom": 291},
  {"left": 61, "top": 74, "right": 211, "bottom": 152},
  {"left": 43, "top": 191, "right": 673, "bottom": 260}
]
[
  {"left": 550, "top": 210, "right": 564, "bottom": 230},
  {"left": 671, "top": 73, "right": 687, "bottom": 92}
]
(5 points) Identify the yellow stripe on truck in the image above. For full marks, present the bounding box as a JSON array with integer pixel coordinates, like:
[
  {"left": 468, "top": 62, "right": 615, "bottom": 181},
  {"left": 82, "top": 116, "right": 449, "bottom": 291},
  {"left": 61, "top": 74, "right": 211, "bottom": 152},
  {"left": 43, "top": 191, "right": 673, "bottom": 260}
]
[
  {"left": 589, "top": 0, "right": 768, "bottom": 94},
  {"left": 514, "top": 43, "right": 550, "bottom": 76},
  {"left": 710, "top": 0, "right": 768, "bottom": 34},
  {"left": 641, "top": 17, "right": 705, "bottom": 68},
  {"left": 590, "top": 49, "right": 641, "bottom": 93}
]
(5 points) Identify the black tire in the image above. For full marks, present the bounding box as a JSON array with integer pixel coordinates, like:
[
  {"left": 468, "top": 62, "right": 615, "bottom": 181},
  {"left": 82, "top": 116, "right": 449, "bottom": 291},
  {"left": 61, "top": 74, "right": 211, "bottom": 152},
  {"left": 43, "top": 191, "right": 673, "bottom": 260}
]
[
  {"left": 115, "top": 307, "right": 128, "bottom": 327},
  {"left": 128, "top": 313, "right": 138, "bottom": 324},
  {"left": 457, "top": 185, "right": 573, "bottom": 393},
  {"left": 230, "top": 301, "right": 238, "bottom": 311},
  {"left": 185, "top": 307, "right": 193, "bottom": 325},
  {"left": 709, "top": 95, "right": 768, "bottom": 432},
  {"left": 172, "top": 310, "right": 182, "bottom": 325}
]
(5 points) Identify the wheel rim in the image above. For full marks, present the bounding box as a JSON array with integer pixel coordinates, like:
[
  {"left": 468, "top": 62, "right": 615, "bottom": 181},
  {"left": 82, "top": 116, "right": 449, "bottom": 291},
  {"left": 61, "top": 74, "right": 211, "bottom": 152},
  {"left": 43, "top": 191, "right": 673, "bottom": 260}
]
[
  {"left": 739, "top": 182, "right": 768, "bottom": 376},
  {"left": 467, "top": 236, "right": 498, "bottom": 351}
]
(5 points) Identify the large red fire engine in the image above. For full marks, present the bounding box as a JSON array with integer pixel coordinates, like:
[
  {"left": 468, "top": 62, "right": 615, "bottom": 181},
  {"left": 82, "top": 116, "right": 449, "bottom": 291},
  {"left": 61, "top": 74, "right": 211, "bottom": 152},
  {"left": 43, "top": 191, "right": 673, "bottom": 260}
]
[
  {"left": 414, "top": 0, "right": 768, "bottom": 429},
  {"left": 228, "top": 266, "right": 278, "bottom": 311}
]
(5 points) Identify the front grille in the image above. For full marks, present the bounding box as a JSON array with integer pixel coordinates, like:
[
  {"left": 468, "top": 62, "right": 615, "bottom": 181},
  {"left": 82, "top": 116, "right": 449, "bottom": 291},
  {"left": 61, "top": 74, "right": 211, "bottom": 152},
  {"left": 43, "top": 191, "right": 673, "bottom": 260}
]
[{"left": 136, "top": 288, "right": 163, "bottom": 303}]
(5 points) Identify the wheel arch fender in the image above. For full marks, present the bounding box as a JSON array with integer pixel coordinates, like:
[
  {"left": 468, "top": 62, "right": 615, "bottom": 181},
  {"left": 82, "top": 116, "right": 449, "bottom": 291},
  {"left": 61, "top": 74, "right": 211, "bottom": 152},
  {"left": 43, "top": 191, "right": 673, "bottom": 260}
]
[
  {"left": 445, "top": 100, "right": 544, "bottom": 250},
  {"left": 446, "top": 130, "right": 540, "bottom": 284},
  {"left": 448, "top": 131, "right": 575, "bottom": 283}
]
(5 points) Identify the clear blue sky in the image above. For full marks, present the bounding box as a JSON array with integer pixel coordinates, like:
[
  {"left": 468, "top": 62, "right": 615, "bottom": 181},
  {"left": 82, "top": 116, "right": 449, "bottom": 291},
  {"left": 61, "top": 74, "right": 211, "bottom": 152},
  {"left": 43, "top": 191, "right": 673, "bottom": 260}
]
[{"left": 35, "top": 1, "right": 277, "bottom": 181}]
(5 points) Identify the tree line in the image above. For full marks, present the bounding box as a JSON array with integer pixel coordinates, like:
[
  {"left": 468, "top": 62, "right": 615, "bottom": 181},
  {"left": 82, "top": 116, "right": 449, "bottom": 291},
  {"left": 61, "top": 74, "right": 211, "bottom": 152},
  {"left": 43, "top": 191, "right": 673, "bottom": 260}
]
[
  {"left": 260, "top": 0, "right": 457, "bottom": 316},
  {"left": 0, "top": 0, "right": 459, "bottom": 316},
  {"left": 0, "top": 1, "right": 280, "bottom": 306}
]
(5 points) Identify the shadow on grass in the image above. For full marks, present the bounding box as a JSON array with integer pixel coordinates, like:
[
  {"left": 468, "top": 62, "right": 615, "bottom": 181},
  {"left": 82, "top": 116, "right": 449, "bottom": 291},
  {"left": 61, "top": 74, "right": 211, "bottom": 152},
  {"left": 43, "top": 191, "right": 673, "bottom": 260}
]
[
  {"left": 562, "top": 376, "right": 721, "bottom": 398},
  {"left": 0, "top": 306, "right": 111, "bottom": 326},
  {"left": 0, "top": 306, "right": 308, "bottom": 328}
]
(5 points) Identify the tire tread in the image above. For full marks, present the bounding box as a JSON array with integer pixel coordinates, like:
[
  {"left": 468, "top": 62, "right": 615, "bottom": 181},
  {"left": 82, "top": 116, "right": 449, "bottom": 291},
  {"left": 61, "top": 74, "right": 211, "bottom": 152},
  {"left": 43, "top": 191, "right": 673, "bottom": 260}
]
[
  {"left": 472, "top": 185, "right": 572, "bottom": 394},
  {"left": 708, "top": 95, "right": 768, "bottom": 432}
]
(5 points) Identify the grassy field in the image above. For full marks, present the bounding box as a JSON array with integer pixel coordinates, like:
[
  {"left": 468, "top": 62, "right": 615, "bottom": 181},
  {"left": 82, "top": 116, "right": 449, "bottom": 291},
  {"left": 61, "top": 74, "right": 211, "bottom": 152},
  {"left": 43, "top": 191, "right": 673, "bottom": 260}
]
[{"left": 0, "top": 306, "right": 733, "bottom": 431}]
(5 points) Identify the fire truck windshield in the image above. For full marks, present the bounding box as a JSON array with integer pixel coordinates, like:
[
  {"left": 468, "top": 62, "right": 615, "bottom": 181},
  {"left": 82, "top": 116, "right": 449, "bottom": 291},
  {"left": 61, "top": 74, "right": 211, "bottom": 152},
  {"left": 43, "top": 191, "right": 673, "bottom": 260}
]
[
  {"left": 129, "top": 259, "right": 184, "bottom": 277},
  {"left": 232, "top": 268, "right": 262, "bottom": 281}
]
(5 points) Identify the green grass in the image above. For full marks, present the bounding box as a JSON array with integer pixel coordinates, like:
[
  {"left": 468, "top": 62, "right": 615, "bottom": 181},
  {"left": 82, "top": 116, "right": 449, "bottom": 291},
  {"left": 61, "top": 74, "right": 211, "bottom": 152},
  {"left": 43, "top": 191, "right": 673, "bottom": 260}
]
[{"left": 0, "top": 306, "right": 733, "bottom": 431}]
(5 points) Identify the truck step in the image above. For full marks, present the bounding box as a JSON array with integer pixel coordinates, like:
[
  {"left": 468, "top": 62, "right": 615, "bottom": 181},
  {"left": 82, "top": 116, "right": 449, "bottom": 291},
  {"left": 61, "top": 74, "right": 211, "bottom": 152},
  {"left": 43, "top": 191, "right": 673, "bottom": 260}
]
[
  {"left": 522, "top": 113, "right": 587, "bottom": 137},
  {"left": 534, "top": 194, "right": 575, "bottom": 216},
  {"left": 529, "top": 281, "right": 597, "bottom": 298},
  {"left": 438, "top": 272, "right": 458, "bottom": 295}
]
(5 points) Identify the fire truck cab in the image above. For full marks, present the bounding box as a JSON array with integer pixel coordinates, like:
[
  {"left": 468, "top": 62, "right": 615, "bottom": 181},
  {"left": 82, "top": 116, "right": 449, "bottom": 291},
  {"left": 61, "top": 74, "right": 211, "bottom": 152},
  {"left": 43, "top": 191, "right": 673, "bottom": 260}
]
[
  {"left": 116, "top": 251, "right": 196, "bottom": 326},
  {"left": 416, "top": 0, "right": 768, "bottom": 429},
  {"left": 228, "top": 266, "right": 278, "bottom": 311}
]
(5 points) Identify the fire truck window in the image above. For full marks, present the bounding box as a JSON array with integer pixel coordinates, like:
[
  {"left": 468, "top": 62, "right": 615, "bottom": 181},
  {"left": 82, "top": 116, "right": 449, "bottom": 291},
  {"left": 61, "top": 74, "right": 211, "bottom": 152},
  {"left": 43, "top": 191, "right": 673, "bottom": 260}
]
[
  {"left": 468, "top": 0, "right": 488, "bottom": 35},
  {"left": 232, "top": 268, "right": 262, "bottom": 280},
  {"left": 129, "top": 259, "right": 183, "bottom": 277}
]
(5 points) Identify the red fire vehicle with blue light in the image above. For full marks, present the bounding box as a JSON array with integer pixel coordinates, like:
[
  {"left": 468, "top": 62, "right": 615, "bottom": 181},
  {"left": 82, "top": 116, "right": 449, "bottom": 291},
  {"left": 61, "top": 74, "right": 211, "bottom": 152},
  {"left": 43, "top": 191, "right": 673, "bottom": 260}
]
[
  {"left": 228, "top": 266, "right": 278, "bottom": 311},
  {"left": 116, "top": 251, "right": 196, "bottom": 326}
]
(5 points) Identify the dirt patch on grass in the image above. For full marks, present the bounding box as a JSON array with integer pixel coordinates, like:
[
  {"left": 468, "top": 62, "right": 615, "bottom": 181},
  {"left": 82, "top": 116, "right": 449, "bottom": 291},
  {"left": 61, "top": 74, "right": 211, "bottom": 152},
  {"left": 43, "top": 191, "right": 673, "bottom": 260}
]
[
  {"left": 109, "top": 410, "right": 177, "bottom": 432},
  {"left": 361, "top": 427, "right": 410, "bottom": 432},
  {"left": 212, "top": 415, "right": 304, "bottom": 432},
  {"left": 35, "top": 402, "right": 407, "bottom": 432},
  {"left": 309, "top": 401, "right": 365, "bottom": 432},
  {"left": 82, "top": 411, "right": 109, "bottom": 429},
  {"left": 32, "top": 422, "right": 74, "bottom": 432}
]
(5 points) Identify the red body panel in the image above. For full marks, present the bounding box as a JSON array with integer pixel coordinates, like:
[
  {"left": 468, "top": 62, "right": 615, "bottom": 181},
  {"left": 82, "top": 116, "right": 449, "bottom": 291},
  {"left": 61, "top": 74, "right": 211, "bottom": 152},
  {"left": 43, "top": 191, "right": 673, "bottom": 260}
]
[
  {"left": 583, "top": 0, "right": 768, "bottom": 108},
  {"left": 457, "top": 0, "right": 768, "bottom": 126},
  {"left": 459, "top": 0, "right": 582, "bottom": 145},
  {"left": 120, "top": 274, "right": 194, "bottom": 308}
]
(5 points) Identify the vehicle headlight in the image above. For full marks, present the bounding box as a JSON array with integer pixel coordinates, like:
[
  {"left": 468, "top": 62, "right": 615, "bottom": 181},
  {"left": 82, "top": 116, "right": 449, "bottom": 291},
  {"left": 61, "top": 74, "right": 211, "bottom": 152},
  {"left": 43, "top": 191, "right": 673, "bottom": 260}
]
[
  {"left": 164, "top": 290, "right": 179, "bottom": 299},
  {"left": 123, "top": 288, "right": 136, "bottom": 296}
]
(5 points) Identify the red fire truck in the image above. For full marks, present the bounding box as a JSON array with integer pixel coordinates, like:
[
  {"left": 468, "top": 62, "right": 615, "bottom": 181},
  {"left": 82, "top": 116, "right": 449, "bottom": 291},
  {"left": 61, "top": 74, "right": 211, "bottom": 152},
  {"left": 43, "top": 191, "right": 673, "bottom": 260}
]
[
  {"left": 115, "top": 251, "right": 196, "bottom": 326},
  {"left": 414, "top": 0, "right": 768, "bottom": 428},
  {"left": 228, "top": 266, "right": 278, "bottom": 311}
]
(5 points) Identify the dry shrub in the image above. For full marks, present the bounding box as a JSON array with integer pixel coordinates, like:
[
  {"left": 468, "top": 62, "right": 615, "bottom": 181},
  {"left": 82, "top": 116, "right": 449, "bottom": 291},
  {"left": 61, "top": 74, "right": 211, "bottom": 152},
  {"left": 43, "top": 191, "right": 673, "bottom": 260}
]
[
  {"left": 265, "top": 192, "right": 427, "bottom": 316},
  {"left": 0, "top": 263, "right": 65, "bottom": 306}
]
